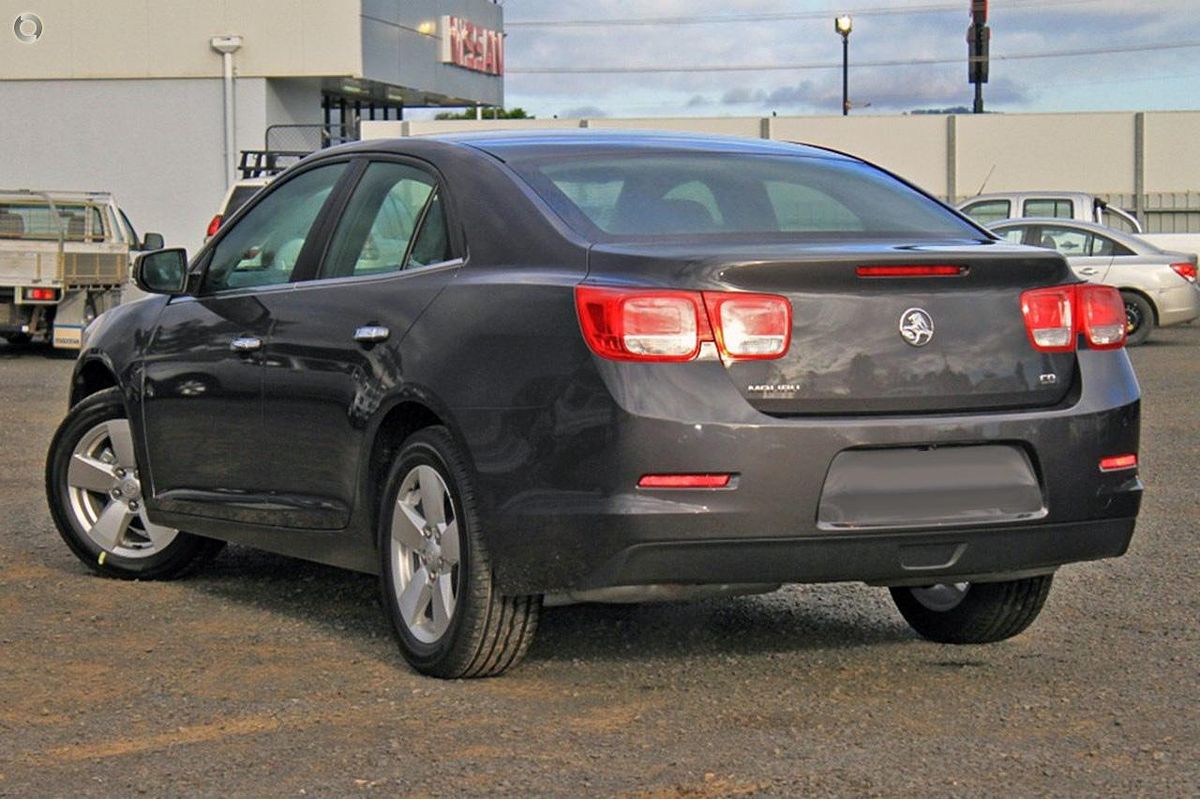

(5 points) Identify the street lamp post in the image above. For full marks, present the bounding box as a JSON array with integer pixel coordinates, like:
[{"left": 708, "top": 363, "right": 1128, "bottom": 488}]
[{"left": 835, "top": 15, "right": 853, "bottom": 116}]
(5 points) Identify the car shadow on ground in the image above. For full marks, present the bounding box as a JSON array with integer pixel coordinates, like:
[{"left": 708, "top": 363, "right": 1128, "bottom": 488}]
[
  {"left": 0, "top": 341, "right": 73, "bottom": 359},
  {"left": 107, "top": 542, "right": 915, "bottom": 667}
]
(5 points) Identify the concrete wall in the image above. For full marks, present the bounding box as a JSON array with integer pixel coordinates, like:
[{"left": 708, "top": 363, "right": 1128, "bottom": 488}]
[
  {"left": 771, "top": 115, "right": 950, "bottom": 197},
  {"left": 1143, "top": 111, "right": 1200, "bottom": 196},
  {"left": 0, "top": 0, "right": 362, "bottom": 80},
  {"left": 0, "top": 77, "right": 326, "bottom": 255},
  {"left": 364, "top": 111, "right": 1200, "bottom": 202}
]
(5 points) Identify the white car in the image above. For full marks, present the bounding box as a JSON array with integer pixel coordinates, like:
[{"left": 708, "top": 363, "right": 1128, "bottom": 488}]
[
  {"left": 204, "top": 177, "right": 272, "bottom": 241},
  {"left": 960, "top": 191, "right": 1142, "bottom": 234},
  {"left": 990, "top": 217, "right": 1199, "bottom": 345}
]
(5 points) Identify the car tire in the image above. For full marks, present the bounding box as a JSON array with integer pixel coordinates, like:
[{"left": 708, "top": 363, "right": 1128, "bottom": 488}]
[
  {"left": 45, "top": 387, "right": 225, "bottom": 579},
  {"left": 380, "top": 426, "right": 540, "bottom": 678},
  {"left": 889, "top": 575, "right": 1053, "bottom": 644},
  {"left": 1121, "top": 291, "right": 1155, "bottom": 347}
]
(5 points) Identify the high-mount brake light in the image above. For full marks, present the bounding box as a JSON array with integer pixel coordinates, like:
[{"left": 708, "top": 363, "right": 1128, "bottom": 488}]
[
  {"left": 856, "top": 265, "right": 966, "bottom": 278},
  {"left": 1020, "top": 284, "right": 1127, "bottom": 352},
  {"left": 575, "top": 286, "right": 791, "bottom": 363},
  {"left": 638, "top": 473, "right": 732, "bottom": 489},
  {"left": 1170, "top": 262, "right": 1198, "bottom": 283},
  {"left": 206, "top": 215, "right": 223, "bottom": 238}
]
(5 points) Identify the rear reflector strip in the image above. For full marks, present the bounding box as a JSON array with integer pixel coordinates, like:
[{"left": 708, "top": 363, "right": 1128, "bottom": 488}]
[
  {"left": 638, "top": 473, "right": 732, "bottom": 489},
  {"left": 1099, "top": 454, "right": 1138, "bottom": 472},
  {"left": 856, "top": 265, "right": 966, "bottom": 278}
]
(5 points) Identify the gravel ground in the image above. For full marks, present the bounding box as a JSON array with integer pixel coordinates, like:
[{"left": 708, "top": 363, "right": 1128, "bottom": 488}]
[{"left": 0, "top": 327, "right": 1197, "bottom": 797}]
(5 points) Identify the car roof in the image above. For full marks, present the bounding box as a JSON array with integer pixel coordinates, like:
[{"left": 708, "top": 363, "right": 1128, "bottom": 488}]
[{"left": 364, "top": 129, "right": 858, "bottom": 162}]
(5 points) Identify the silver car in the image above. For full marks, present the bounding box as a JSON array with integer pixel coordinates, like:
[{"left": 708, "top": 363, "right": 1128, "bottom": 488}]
[{"left": 990, "top": 218, "right": 1199, "bottom": 345}]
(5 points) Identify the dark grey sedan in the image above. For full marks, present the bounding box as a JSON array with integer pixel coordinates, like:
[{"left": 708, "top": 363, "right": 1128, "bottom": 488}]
[{"left": 46, "top": 132, "right": 1142, "bottom": 677}]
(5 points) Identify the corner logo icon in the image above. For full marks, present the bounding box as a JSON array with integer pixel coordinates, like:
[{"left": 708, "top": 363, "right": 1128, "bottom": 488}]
[
  {"left": 14, "top": 13, "right": 43, "bottom": 43},
  {"left": 899, "top": 308, "right": 935, "bottom": 347}
]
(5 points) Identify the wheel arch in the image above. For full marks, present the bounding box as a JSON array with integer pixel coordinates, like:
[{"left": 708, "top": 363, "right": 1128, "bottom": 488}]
[
  {"left": 71, "top": 356, "right": 120, "bottom": 408},
  {"left": 363, "top": 398, "right": 454, "bottom": 544}
]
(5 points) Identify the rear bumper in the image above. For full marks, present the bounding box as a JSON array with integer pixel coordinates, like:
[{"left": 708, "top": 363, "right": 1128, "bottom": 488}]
[
  {"left": 1156, "top": 282, "right": 1200, "bottom": 327},
  {"left": 575, "top": 517, "right": 1137, "bottom": 590},
  {"left": 458, "top": 349, "right": 1142, "bottom": 594}
]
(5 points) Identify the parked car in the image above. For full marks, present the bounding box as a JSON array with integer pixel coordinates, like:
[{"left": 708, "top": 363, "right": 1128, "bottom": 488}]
[
  {"left": 46, "top": 132, "right": 1142, "bottom": 678},
  {"left": 957, "top": 191, "right": 1142, "bottom": 233},
  {"left": 204, "top": 177, "right": 272, "bottom": 241},
  {"left": 990, "top": 217, "right": 1199, "bottom": 345}
]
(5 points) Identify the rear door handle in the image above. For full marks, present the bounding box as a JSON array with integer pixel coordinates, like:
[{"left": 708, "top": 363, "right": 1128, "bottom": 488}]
[
  {"left": 354, "top": 325, "right": 390, "bottom": 344},
  {"left": 1078, "top": 267, "right": 1099, "bottom": 276},
  {"left": 230, "top": 335, "right": 263, "bottom": 353}
]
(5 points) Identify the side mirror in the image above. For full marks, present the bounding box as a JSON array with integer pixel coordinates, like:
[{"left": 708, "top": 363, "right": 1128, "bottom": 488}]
[
  {"left": 133, "top": 248, "right": 188, "bottom": 294},
  {"left": 141, "top": 232, "right": 165, "bottom": 251}
]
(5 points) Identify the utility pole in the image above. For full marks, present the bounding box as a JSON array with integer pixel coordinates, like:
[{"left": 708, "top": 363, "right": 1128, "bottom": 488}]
[{"left": 968, "top": 0, "right": 990, "bottom": 113}]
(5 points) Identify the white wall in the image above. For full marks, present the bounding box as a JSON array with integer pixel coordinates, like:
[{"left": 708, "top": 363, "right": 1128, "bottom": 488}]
[{"left": 363, "top": 111, "right": 1200, "bottom": 200}]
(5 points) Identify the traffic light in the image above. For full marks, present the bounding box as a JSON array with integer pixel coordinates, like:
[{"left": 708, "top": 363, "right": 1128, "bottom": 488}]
[{"left": 968, "top": 23, "right": 990, "bottom": 83}]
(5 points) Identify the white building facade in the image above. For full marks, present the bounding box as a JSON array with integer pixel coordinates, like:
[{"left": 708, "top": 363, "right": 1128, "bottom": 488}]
[{"left": 0, "top": 0, "right": 504, "bottom": 252}]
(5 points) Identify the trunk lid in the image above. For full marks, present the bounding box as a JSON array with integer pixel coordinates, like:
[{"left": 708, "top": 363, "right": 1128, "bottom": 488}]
[{"left": 588, "top": 238, "right": 1078, "bottom": 415}]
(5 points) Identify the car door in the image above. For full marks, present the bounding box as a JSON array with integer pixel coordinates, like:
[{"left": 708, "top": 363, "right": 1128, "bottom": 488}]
[
  {"left": 1035, "top": 224, "right": 1114, "bottom": 282},
  {"left": 140, "top": 161, "right": 350, "bottom": 521},
  {"left": 251, "top": 158, "right": 463, "bottom": 529}
]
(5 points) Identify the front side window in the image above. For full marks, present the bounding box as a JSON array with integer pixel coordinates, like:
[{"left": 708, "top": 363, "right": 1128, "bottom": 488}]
[
  {"left": 203, "top": 163, "right": 346, "bottom": 293},
  {"left": 1024, "top": 198, "right": 1074, "bottom": 219},
  {"left": 320, "top": 162, "right": 449, "bottom": 279},
  {"left": 961, "top": 199, "right": 1011, "bottom": 225},
  {"left": 511, "top": 153, "right": 981, "bottom": 241}
]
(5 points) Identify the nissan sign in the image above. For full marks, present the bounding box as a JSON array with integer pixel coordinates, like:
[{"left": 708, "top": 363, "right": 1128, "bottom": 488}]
[{"left": 439, "top": 16, "right": 503, "bottom": 76}]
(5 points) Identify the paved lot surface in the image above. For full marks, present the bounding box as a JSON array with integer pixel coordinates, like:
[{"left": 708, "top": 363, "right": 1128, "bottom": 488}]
[{"left": 0, "top": 327, "right": 1197, "bottom": 797}]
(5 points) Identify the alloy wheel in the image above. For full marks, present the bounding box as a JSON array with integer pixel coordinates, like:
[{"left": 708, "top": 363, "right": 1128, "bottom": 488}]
[
  {"left": 909, "top": 582, "right": 971, "bottom": 612},
  {"left": 65, "top": 419, "right": 178, "bottom": 558},
  {"left": 389, "top": 465, "right": 462, "bottom": 644}
]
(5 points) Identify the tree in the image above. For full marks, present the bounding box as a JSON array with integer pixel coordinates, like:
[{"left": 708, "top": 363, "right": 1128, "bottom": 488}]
[{"left": 434, "top": 107, "right": 534, "bottom": 120}]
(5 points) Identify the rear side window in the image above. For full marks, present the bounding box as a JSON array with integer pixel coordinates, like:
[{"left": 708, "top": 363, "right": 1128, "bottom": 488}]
[
  {"left": 1036, "top": 226, "right": 1089, "bottom": 255},
  {"left": 996, "top": 227, "right": 1026, "bottom": 244},
  {"left": 961, "top": 199, "right": 1011, "bottom": 225},
  {"left": 511, "top": 153, "right": 980, "bottom": 240},
  {"left": 1024, "top": 198, "right": 1074, "bottom": 219},
  {"left": 320, "top": 161, "right": 450, "bottom": 279}
]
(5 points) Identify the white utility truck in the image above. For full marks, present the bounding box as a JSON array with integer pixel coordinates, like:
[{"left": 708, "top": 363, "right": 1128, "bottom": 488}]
[{"left": 0, "top": 189, "right": 162, "bottom": 350}]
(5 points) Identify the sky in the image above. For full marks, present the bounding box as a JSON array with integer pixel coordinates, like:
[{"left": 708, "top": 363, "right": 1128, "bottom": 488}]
[{"left": 484, "top": 0, "right": 1200, "bottom": 118}]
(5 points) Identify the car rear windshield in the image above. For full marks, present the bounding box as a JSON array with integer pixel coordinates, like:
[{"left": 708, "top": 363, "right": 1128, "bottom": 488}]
[
  {"left": 225, "top": 185, "right": 264, "bottom": 218},
  {"left": 508, "top": 152, "right": 981, "bottom": 241}
]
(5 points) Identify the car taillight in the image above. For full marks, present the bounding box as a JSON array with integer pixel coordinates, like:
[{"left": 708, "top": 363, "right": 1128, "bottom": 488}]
[
  {"left": 1020, "top": 286, "right": 1074, "bottom": 352},
  {"left": 1077, "top": 284, "right": 1126, "bottom": 349},
  {"left": 1170, "top": 262, "right": 1197, "bottom": 283},
  {"left": 575, "top": 286, "right": 791, "bottom": 363},
  {"left": 23, "top": 287, "right": 59, "bottom": 302},
  {"left": 206, "top": 215, "right": 222, "bottom": 238},
  {"left": 1020, "top": 284, "right": 1126, "bottom": 352},
  {"left": 703, "top": 292, "right": 791, "bottom": 359}
]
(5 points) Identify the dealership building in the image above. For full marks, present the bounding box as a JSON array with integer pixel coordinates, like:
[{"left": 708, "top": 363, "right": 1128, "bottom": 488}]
[{"left": 0, "top": 0, "right": 504, "bottom": 252}]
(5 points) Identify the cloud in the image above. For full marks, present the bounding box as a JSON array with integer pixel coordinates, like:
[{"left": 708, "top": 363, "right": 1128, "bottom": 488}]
[
  {"left": 500, "top": 0, "right": 1196, "bottom": 117},
  {"left": 560, "top": 105, "right": 607, "bottom": 118}
]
